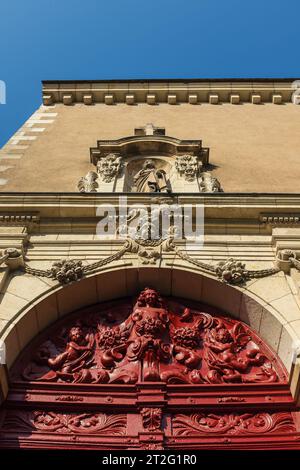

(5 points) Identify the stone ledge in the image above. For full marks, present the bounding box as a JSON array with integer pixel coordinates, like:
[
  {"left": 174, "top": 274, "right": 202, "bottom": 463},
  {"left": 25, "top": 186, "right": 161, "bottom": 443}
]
[{"left": 42, "top": 79, "right": 298, "bottom": 105}]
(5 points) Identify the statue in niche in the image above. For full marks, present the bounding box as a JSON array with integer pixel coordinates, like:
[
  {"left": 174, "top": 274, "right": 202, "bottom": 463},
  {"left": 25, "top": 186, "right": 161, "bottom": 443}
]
[{"left": 133, "top": 159, "right": 169, "bottom": 193}]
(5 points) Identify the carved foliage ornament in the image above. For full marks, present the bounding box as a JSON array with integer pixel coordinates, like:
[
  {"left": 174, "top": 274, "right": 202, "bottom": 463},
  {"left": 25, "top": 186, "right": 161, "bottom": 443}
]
[
  {"left": 141, "top": 408, "right": 162, "bottom": 432},
  {"left": 2, "top": 411, "right": 127, "bottom": 435},
  {"left": 215, "top": 259, "right": 248, "bottom": 284},
  {"left": 50, "top": 259, "right": 84, "bottom": 284},
  {"left": 15, "top": 288, "right": 285, "bottom": 386},
  {"left": 173, "top": 412, "right": 295, "bottom": 436},
  {"left": 77, "top": 171, "right": 98, "bottom": 193}
]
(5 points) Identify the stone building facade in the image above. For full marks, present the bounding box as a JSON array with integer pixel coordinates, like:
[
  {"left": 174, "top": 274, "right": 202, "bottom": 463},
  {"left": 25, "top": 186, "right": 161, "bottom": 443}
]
[{"left": 0, "top": 79, "right": 300, "bottom": 449}]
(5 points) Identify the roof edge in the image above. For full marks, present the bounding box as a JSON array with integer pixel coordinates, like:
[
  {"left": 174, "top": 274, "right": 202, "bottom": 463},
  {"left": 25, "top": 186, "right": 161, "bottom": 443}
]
[{"left": 42, "top": 78, "right": 299, "bottom": 84}]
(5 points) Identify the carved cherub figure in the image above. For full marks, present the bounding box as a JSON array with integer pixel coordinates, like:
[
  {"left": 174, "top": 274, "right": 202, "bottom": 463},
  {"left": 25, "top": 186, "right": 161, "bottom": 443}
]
[
  {"left": 44, "top": 325, "right": 95, "bottom": 382},
  {"left": 204, "top": 321, "right": 271, "bottom": 383}
]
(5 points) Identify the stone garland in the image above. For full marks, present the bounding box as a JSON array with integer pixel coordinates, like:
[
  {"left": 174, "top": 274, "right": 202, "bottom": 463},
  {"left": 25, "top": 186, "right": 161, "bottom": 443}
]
[
  {"left": 290, "top": 257, "right": 300, "bottom": 270},
  {"left": 23, "top": 242, "right": 130, "bottom": 284},
  {"left": 171, "top": 243, "right": 280, "bottom": 285},
  {"left": 2, "top": 242, "right": 294, "bottom": 286}
]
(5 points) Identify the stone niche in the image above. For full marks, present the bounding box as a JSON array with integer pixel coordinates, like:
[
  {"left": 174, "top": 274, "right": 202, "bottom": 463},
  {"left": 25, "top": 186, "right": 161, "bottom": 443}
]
[
  {"left": 124, "top": 157, "right": 172, "bottom": 193},
  {"left": 77, "top": 124, "right": 223, "bottom": 193}
]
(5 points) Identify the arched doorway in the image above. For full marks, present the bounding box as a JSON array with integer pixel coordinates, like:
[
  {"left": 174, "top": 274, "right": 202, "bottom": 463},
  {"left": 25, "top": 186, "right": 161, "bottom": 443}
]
[{"left": 0, "top": 287, "right": 299, "bottom": 450}]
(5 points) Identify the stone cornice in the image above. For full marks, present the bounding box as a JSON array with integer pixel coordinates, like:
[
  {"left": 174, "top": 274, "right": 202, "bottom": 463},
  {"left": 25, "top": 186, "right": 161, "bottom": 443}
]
[
  {"left": 42, "top": 79, "right": 299, "bottom": 105},
  {"left": 0, "top": 193, "right": 300, "bottom": 221},
  {"left": 0, "top": 212, "right": 39, "bottom": 225}
]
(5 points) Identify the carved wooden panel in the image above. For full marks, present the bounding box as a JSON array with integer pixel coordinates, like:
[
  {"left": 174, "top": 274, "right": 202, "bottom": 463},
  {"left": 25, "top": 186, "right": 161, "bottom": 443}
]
[
  {"left": 172, "top": 412, "right": 295, "bottom": 436},
  {"left": 2, "top": 411, "right": 127, "bottom": 435},
  {"left": 1, "top": 288, "right": 299, "bottom": 450},
  {"left": 11, "top": 288, "right": 286, "bottom": 386}
]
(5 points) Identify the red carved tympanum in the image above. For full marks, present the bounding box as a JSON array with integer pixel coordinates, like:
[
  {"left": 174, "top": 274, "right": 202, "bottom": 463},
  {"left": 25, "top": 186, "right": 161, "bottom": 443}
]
[
  {"left": 16, "top": 288, "right": 283, "bottom": 386},
  {"left": 1, "top": 288, "right": 299, "bottom": 450}
]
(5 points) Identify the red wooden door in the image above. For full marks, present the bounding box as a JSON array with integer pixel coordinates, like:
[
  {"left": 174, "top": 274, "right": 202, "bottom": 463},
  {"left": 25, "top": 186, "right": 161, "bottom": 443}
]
[{"left": 0, "top": 288, "right": 299, "bottom": 450}]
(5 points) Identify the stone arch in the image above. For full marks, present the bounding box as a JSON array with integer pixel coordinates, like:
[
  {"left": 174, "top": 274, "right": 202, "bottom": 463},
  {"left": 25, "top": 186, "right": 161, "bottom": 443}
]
[
  {"left": 1, "top": 266, "right": 298, "bottom": 379},
  {"left": 1, "top": 270, "right": 300, "bottom": 450}
]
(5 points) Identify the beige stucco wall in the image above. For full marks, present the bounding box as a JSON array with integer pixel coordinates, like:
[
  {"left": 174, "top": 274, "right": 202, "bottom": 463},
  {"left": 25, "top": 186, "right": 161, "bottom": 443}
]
[
  {"left": 1, "top": 79, "right": 300, "bottom": 407},
  {"left": 1, "top": 102, "right": 300, "bottom": 192}
]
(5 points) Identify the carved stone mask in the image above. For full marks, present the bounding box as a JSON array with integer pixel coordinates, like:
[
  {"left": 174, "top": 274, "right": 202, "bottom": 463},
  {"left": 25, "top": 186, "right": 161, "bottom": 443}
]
[
  {"left": 97, "top": 154, "right": 122, "bottom": 182},
  {"left": 175, "top": 154, "right": 199, "bottom": 181}
]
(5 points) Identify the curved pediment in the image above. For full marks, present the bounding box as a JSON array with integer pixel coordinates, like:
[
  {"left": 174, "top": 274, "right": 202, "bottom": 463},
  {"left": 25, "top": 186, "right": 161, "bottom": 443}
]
[
  {"left": 77, "top": 124, "right": 221, "bottom": 193},
  {"left": 90, "top": 134, "right": 209, "bottom": 164}
]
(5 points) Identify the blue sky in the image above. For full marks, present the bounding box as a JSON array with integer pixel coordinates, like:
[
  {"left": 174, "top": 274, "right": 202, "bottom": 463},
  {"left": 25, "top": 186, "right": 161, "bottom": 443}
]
[{"left": 0, "top": 0, "right": 299, "bottom": 148}]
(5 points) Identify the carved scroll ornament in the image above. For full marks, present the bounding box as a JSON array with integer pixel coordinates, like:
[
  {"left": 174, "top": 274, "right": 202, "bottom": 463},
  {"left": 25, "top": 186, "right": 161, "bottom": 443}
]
[
  {"left": 173, "top": 412, "right": 295, "bottom": 436},
  {"left": 3, "top": 410, "right": 127, "bottom": 435},
  {"left": 15, "top": 288, "right": 285, "bottom": 386}
]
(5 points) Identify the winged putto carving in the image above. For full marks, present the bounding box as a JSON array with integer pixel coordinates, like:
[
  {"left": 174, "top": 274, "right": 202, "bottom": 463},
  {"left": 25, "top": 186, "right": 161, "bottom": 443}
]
[{"left": 16, "top": 288, "right": 285, "bottom": 385}]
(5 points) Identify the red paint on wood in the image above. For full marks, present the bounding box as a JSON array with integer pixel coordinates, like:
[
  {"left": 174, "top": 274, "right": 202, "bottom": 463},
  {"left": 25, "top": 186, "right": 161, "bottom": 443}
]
[{"left": 0, "top": 288, "right": 299, "bottom": 450}]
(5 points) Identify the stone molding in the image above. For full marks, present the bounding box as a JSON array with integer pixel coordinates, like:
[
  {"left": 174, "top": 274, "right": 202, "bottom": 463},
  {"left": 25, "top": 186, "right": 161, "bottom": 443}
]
[
  {"left": 260, "top": 213, "right": 300, "bottom": 226},
  {"left": 0, "top": 213, "right": 39, "bottom": 225},
  {"left": 0, "top": 194, "right": 300, "bottom": 220},
  {"left": 42, "top": 79, "right": 298, "bottom": 105}
]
